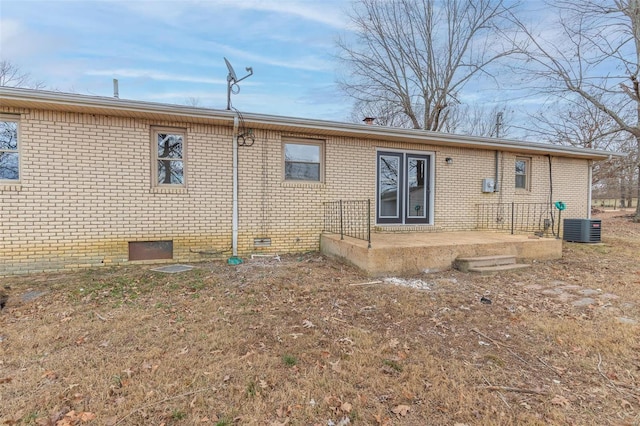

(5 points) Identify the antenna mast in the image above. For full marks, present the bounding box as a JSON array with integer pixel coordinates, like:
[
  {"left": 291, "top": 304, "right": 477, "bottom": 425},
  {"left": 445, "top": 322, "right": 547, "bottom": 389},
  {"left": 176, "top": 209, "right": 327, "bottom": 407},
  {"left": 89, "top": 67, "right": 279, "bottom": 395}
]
[{"left": 225, "top": 57, "right": 253, "bottom": 110}]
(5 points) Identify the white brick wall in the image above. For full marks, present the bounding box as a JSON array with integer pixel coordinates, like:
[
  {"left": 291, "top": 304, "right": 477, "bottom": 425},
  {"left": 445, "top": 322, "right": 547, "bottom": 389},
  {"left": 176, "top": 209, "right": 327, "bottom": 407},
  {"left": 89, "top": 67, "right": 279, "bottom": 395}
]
[{"left": 0, "top": 108, "right": 592, "bottom": 274}]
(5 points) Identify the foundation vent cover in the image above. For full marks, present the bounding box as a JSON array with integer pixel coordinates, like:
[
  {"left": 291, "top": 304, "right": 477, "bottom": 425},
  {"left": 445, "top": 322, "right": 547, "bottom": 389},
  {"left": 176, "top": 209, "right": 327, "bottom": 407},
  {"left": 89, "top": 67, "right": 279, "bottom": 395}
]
[{"left": 129, "top": 241, "right": 174, "bottom": 261}]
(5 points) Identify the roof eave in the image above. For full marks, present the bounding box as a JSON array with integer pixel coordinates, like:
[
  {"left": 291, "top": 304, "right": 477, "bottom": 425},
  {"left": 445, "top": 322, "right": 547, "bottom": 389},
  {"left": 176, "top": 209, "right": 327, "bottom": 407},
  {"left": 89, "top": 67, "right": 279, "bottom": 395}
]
[
  {"left": 0, "top": 87, "right": 623, "bottom": 161},
  {"left": 238, "top": 113, "right": 622, "bottom": 161}
]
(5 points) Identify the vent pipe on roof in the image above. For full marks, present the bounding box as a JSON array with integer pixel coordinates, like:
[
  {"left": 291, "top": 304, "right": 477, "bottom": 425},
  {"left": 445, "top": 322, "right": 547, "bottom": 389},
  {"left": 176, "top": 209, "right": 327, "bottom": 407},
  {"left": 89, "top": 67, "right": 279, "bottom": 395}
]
[{"left": 113, "top": 79, "right": 119, "bottom": 99}]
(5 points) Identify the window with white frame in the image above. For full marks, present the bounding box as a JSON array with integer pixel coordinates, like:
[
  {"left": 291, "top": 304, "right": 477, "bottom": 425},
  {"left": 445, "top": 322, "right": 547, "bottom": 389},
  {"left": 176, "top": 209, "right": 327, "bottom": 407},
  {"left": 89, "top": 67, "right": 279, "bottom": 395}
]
[
  {"left": 152, "top": 127, "right": 185, "bottom": 186},
  {"left": 283, "top": 140, "right": 323, "bottom": 182},
  {"left": 515, "top": 157, "right": 530, "bottom": 190},
  {"left": 0, "top": 117, "right": 19, "bottom": 181}
]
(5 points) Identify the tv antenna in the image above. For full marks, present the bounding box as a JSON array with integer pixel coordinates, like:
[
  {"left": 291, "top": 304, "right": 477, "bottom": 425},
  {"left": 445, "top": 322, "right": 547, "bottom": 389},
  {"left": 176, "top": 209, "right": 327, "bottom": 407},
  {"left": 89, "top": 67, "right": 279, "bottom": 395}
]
[{"left": 225, "top": 57, "right": 253, "bottom": 110}]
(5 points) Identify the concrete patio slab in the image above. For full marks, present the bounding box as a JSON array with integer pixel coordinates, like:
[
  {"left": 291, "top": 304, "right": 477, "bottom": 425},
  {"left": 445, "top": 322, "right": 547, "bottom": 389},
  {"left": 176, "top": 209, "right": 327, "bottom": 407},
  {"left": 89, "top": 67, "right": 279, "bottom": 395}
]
[{"left": 321, "top": 231, "right": 562, "bottom": 276}]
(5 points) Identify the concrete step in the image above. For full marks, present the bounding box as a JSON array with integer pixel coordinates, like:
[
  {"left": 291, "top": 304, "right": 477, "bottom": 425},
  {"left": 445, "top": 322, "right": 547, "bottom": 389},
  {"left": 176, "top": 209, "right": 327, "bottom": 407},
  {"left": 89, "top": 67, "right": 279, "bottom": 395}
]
[
  {"left": 467, "top": 263, "right": 531, "bottom": 275},
  {"left": 455, "top": 254, "right": 516, "bottom": 272}
]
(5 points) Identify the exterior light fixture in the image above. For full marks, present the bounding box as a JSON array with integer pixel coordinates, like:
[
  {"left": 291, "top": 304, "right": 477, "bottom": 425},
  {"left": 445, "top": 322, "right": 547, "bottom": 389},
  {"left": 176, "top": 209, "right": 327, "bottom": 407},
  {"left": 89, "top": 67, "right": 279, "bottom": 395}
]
[{"left": 445, "top": 157, "right": 453, "bottom": 165}]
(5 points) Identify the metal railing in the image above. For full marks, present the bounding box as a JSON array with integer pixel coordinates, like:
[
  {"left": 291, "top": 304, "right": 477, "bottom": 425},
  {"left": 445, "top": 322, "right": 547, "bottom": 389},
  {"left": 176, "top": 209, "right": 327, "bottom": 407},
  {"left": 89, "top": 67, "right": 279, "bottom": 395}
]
[
  {"left": 323, "top": 199, "right": 371, "bottom": 248},
  {"left": 476, "top": 202, "right": 553, "bottom": 235}
]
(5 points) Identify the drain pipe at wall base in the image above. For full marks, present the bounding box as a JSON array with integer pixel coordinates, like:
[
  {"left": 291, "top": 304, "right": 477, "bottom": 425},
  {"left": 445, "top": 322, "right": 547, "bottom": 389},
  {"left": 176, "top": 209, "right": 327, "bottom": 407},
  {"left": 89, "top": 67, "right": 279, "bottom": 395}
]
[
  {"left": 228, "top": 115, "right": 243, "bottom": 265},
  {"left": 587, "top": 160, "right": 593, "bottom": 219}
]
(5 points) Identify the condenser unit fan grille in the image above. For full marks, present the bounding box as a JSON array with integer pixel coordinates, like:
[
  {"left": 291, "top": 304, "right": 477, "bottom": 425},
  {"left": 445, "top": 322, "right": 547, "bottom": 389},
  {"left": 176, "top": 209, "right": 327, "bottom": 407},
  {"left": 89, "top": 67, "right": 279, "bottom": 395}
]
[{"left": 563, "top": 219, "right": 601, "bottom": 243}]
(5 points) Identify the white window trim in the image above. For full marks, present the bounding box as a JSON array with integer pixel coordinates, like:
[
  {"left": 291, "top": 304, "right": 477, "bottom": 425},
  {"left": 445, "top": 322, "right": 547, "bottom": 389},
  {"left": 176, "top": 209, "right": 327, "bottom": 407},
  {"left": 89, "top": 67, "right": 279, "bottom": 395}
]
[
  {"left": 282, "top": 138, "right": 325, "bottom": 183},
  {"left": 0, "top": 114, "right": 21, "bottom": 184},
  {"left": 515, "top": 156, "right": 531, "bottom": 191},
  {"left": 151, "top": 126, "right": 187, "bottom": 189}
]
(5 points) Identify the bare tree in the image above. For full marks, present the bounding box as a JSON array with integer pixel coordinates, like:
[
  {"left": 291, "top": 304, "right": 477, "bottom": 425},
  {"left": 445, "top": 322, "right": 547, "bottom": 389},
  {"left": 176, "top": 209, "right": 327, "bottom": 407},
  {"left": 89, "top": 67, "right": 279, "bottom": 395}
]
[
  {"left": 0, "top": 60, "right": 45, "bottom": 89},
  {"left": 348, "top": 99, "right": 415, "bottom": 127},
  {"left": 184, "top": 97, "right": 202, "bottom": 107},
  {"left": 532, "top": 98, "right": 639, "bottom": 205},
  {"left": 337, "top": 0, "right": 516, "bottom": 131},
  {"left": 444, "top": 104, "right": 511, "bottom": 137},
  {"left": 528, "top": 97, "right": 619, "bottom": 150},
  {"left": 351, "top": 98, "right": 513, "bottom": 138},
  {"left": 507, "top": 0, "right": 640, "bottom": 220},
  {"left": 617, "top": 136, "right": 640, "bottom": 207}
]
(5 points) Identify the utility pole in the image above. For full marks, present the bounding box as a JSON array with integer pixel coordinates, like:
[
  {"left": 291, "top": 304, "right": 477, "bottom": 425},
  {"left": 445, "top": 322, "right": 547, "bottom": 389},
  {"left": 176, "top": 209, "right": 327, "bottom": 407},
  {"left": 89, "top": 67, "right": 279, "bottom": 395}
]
[{"left": 495, "top": 111, "right": 503, "bottom": 138}]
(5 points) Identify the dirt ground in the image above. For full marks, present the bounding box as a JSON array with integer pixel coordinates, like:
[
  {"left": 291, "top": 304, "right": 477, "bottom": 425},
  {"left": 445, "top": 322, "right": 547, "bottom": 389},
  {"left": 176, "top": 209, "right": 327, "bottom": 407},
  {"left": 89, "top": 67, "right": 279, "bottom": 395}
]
[{"left": 1, "top": 211, "right": 639, "bottom": 426}]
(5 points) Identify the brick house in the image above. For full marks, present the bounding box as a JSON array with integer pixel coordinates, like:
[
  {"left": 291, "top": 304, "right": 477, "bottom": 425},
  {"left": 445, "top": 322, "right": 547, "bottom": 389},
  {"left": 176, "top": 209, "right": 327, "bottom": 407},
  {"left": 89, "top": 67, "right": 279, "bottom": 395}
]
[{"left": 0, "top": 87, "right": 613, "bottom": 275}]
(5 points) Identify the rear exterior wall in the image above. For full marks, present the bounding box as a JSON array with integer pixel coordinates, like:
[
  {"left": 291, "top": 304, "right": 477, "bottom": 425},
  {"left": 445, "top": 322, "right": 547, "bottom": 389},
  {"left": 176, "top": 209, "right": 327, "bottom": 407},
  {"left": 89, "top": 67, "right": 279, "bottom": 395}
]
[{"left": 0, "top": 108, "right": 590, "bottom": 274}]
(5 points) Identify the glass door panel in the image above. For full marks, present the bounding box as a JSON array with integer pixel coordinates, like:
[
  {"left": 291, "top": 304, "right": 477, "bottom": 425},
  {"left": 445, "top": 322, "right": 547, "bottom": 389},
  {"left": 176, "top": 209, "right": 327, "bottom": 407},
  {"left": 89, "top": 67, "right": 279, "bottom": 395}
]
[
  {"left": 406, "top": 156, "right": 428, "bottom": 223},
  {"left": 377, "top": 153, "right": 402, "bottom": 223}
]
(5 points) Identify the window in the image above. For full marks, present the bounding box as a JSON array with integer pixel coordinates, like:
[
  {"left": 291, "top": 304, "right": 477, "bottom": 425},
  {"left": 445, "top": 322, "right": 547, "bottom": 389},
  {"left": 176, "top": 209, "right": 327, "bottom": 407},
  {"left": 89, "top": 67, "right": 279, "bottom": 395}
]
[
  {"left": 0, "top": 117, "right": 19, "bottom": 181},
  {"left": 515, "top": 157, "right": 530, "bottom": 190},
  {"left": 283, "top": 140, "right": 323, "bottom": 181},
  {"left": 152, "top": 127, "right": 185, "bottom": 186}
]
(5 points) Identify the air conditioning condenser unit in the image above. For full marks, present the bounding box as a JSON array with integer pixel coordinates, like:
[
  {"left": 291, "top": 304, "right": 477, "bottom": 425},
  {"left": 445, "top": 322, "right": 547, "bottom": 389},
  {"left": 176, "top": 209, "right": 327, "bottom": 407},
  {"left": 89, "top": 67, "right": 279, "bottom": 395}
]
[{"left": 563, "top": 219, "right": 601, "bottom": 243}]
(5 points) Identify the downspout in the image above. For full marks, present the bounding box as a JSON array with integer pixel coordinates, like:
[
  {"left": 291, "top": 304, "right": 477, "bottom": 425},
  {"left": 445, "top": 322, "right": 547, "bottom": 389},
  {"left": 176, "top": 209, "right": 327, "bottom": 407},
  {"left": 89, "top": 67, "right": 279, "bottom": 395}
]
[
  {"left": 548, "top": 155, "right": 556, "bottom": 237},
  {"left": 494, "top": 150, "right": 500, "bottom": 192},
  {"left": 228, "top": 115, "right": 242, "bottom": 264},
  {"left": 587, "top": 160, "right": 593, "bottom": 219},
  {"left": 494, "top": 112, "right": 503, "bottom": 193}
]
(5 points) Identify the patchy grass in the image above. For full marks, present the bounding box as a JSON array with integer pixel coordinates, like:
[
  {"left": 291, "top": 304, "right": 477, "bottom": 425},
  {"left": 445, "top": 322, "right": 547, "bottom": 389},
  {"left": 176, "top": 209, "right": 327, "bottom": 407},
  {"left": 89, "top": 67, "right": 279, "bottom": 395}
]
[{"left": 0, "top": 212, "right": 639, "bottom": 425}]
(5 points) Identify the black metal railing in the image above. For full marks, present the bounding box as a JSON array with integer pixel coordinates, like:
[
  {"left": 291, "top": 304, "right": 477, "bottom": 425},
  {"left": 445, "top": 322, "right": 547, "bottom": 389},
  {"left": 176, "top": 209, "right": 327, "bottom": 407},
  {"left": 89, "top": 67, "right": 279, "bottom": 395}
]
[
  {"left": 323, "top": 199, "right": 371, "bottom": 248},
  {"left": 476, "top": 202, "right": 553, "bottom": 235}
]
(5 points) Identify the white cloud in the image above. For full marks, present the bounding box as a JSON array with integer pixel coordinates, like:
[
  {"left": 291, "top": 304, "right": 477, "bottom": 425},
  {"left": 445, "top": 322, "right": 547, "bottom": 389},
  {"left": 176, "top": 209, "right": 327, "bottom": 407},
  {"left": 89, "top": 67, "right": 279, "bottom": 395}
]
[
  {"left": 144, "top": 91, "right": 226, "bottom": 104},
  {"left": 223, "top": 46, "right": 333, "bottom": 72},
  {"left": 1, "top": 0, "right": 349, "bottom": 120},
  {"left": 85, "top": 69, "right": 228, "bottom": 85},
  {"left": 0, "top": 18, "right": 21, "bottom": 44},
  {"left": 228, "top": 0, "right": 350, "bottom": 29},
  {"left": 118, "top": 0, "right": 350, "bottom": 30},
  {"left": 0, "top": 18, "right": 60, "bottom": 60}
]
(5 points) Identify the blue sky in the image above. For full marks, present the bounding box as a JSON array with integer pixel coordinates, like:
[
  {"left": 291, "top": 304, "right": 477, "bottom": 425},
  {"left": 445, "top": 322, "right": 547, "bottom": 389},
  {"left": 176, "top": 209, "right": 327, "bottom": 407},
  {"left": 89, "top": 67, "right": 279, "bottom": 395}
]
[
  {"left": 1, "top": 0, "right": 569, "bottom": 135},
  {"left": 1, "top": 0, "right": 354, "bottom": 120}
]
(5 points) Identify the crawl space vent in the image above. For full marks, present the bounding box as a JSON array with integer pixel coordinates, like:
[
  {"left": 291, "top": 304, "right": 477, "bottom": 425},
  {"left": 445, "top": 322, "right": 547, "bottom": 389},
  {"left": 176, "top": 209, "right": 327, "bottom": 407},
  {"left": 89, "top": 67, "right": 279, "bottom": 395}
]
[{"left": 129, "top": 241, "right": 174, "bottom": 261}]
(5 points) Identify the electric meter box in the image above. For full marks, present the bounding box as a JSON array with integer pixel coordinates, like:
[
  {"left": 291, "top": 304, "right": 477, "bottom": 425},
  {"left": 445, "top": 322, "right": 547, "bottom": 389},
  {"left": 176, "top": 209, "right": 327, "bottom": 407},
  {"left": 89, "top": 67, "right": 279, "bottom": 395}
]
[{"left": 482, "top": 178, "right": 495, "bottom": 193}]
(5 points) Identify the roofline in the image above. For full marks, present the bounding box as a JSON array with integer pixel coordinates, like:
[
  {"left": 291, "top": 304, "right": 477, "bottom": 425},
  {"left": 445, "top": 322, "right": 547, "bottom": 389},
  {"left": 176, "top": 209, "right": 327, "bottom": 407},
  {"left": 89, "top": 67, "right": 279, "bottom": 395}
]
[
  {"left": 0, "top": 87, "right": 625, "bottom": 160},
  {"left": 240, "top": 113, "right": 624, "bottom": 160}
]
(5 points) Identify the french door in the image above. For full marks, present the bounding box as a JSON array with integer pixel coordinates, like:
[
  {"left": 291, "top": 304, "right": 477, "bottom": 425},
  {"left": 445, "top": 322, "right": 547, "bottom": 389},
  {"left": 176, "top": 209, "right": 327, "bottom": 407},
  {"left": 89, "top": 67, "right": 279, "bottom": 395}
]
[{"left": 377, "top": 151, "right": 431, "bottom": 224}]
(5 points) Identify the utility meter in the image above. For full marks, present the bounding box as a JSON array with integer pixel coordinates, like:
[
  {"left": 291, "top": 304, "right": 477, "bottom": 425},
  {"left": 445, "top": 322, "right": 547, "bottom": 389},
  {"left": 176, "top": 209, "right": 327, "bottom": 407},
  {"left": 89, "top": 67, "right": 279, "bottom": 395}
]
[{"left": 482, "top": 178, "right": 495, "bottom": 193}]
